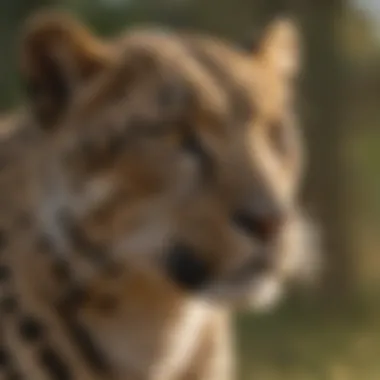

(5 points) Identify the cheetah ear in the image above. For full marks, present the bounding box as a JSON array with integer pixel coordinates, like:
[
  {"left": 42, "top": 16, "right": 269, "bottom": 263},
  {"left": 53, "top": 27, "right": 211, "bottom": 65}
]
[
  {"left": 255, "top": 18, "right": 301, "bottom": 79},
  {"left": 20, "top": 10, "right": 110, "bottom": 129}
]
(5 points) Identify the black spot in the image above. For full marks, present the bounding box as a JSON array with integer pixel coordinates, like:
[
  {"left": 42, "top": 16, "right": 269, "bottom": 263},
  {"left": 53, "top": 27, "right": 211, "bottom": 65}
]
[
  {"left": 166, "top": 243, "right": 211, "bottom": 291},
  {"left": 39, "top": 346, "right": 71, "bottom": 380},
  {"left": 0, "top": 296, "right": 19, "bottom": 314},
  {"left": 61, "top": 287, "right": 89, "bottom": 310},
  {"left": 182, "top": 130, "right": 206, "bottom": 161},
  {"left": 19, "top": 316, "right": 45, "bottom": 342},
  {"left": 61, "top": 320, "right": 109, "bottom": 374},
  {"left": 0, "top": 347, "right": 10, "bottom": 367},
  {"left": 51, "top": 261, "right": 71, "bottom": 282},
  {"left": 0, "top": 265, "right": 11, "bottom": 282}
]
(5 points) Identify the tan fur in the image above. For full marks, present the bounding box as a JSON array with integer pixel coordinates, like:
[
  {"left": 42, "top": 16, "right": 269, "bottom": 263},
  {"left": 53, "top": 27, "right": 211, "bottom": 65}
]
[{"left": 0, "top": 11, "right": 317, "bottom": 380}]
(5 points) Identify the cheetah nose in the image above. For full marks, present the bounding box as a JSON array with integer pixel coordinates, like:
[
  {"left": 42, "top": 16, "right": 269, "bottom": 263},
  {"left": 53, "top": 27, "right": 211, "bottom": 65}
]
[
  {"left": 165, "top": 242, "right": 211, "bottom": 291},
  {"left": 232, "top": 207, "right": 284, "bottom": 242}
]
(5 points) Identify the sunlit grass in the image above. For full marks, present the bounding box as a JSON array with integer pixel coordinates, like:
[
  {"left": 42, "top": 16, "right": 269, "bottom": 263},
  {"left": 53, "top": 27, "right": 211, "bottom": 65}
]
[{"left": 236, "top": 294, "right": 380, "bottom": 380}]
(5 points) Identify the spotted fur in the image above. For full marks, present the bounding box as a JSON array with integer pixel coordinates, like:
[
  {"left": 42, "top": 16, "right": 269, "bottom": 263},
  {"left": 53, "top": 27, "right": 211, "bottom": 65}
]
[{"left": 0, "top": 11, "right": 318, "bottom": 380}]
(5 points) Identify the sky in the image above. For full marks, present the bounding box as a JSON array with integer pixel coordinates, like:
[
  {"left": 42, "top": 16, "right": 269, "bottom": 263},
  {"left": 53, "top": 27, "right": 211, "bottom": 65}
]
[
  {"left": 354, "top": 0, "right": 380, "bottom": 36},
  {"left": 355, "top": 0, "right": 380, "bottom": 13}
]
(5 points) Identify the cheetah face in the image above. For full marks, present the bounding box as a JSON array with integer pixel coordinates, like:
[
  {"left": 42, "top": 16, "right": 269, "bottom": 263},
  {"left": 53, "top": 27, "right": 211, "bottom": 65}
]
[{"left": 21, "top": 11, "right": 317, "bottom": 310}]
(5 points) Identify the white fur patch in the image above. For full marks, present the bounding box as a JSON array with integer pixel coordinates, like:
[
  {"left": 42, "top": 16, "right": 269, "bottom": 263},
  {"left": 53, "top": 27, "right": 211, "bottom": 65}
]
[
  {"left": 278, "top": 212, "right": 322, "bottom": 285},
  {"left": 248, "top": 275, "right": 284, "bottom": 311},
  {"left": 151, "top": 298, "right": 212, "bottom": 380},
  {"left": 203, "top": 274, "right": 283, "bottom": 312}
]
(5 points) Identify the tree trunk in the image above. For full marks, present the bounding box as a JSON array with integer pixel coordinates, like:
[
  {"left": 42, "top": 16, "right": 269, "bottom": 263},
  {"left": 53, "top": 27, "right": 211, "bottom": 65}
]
[{"left": 292, "top": 0, "right": 353, "bottom": 301}]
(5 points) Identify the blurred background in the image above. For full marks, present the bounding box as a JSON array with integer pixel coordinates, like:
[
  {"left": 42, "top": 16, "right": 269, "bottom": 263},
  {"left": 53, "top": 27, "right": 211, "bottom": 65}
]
[{"left": 0, "top": 0, "right": 379, "bottom": 379}]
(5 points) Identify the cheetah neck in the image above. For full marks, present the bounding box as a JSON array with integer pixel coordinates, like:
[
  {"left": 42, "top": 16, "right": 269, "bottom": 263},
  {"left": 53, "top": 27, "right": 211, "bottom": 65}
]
[{"left": 65, "top": 268, "right": 214, "bottom": 380}]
